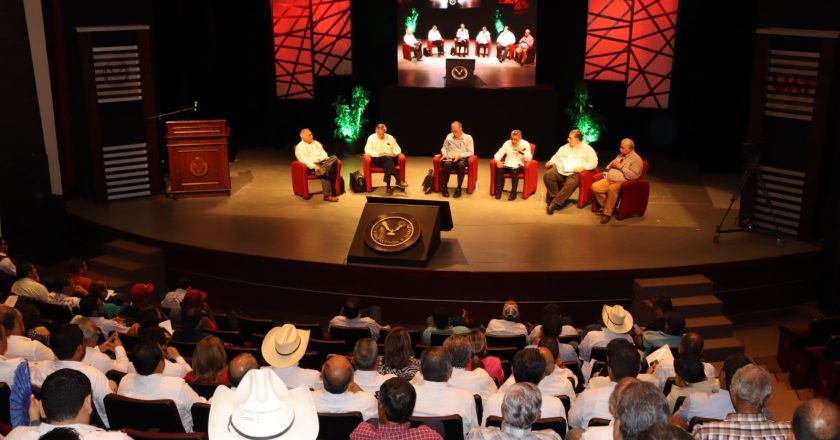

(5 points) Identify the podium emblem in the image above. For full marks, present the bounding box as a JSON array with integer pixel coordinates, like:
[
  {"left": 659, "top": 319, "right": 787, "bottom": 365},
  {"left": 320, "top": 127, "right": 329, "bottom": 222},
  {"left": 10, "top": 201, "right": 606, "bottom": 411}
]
[
  {"left": 189, "top": 156, "right": 209, "bottom": 177},
  {"left": 365, "top": 213, "right": 422, "bottom": 253}
]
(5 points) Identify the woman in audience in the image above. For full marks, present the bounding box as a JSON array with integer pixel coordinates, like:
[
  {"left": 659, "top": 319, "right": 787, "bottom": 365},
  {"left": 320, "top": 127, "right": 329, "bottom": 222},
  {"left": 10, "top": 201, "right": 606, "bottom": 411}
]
[
  {"left": 468, "top": 330, "right": 504, "bottom": 385},
  {"left": 378, "top": 327, "right": 420, "bottom": 380},
  {"left": 185, "top": 336, "right": 230, "bottom": 385}
]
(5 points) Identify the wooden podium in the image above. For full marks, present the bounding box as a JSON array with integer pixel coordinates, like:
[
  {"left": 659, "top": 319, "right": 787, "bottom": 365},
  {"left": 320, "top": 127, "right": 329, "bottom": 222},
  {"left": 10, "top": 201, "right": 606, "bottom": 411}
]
[{"left": 165, "top": 120, "right": 231, "bottom": 198}]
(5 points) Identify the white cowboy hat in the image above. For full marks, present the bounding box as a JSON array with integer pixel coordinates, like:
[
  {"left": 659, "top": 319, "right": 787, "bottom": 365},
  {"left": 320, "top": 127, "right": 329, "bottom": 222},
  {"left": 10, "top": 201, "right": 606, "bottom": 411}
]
[
  {"left": 602, "top": 304, "right": 634, "bottom": 334},
  {"left": 208, "top": 368, "right": 318, "bottom": 440},
  {"left": 261, "top": 324, "right": 310, "bottom": 369}
]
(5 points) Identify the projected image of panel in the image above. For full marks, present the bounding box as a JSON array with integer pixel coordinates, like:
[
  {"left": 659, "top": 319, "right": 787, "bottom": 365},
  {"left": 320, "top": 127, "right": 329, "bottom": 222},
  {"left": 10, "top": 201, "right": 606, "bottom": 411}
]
[{"left": 398, "top": 0, "right": 536, "bottom": 88}]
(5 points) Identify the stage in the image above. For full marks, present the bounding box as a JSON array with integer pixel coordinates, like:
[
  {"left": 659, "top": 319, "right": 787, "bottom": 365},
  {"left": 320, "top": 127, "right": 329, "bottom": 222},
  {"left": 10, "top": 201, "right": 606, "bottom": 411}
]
[{"left": 66, "top": 148, "right": 823, "bottom": 323}]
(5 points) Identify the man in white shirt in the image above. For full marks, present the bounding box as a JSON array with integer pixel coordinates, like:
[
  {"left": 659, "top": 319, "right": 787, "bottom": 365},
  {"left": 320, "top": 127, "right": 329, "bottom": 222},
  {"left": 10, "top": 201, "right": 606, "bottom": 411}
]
[
  {"left": 228, "top": 353, "right": 259, "bottom": 389},
  {"left": 486, "top": 301, "right": 528, "bottom": 337},
  {"left": 262, "top": 323, "right": 322, "bottom": 389},
  {"left": 568, "top": 339, "right": 640, "bottom": 428},
  {"left": 455, "top": 23, "right": 469, "bottom": 57},
  {"left": 117, "top": 342, "right": 206, "bottom": 432},
  {"left": 440, "top": 121, "right": 475, "bottom": 198},
  {"left": 483, "top": 348, "right": 566, "bottom": 425},
  {"left": 498, "top": 343, "right": 577, "bottom": 398},
  {"left": 0, "top": 325, "right": 25, "bottom": 387},
  {"left": 353, "top": 338, "right": 395, "bottom": 393},
  {"left": 545, "top": 129, "right": 598, "bottom": 214},
  {"left": 412, "top": 346, "right": 478, "bottom": 436},
  {"left": 74, "top": 317, "right": 131, "bottom": 374},
  {"left": 0, "top": 237, "right": 16, "bottom": 277},
  {"left": 76, "top": 294, "right": 138, "bottom": 337},
  {"left": 428, "top": 24, "right": 444, "bottom": 56},
  {"left": 364, "top": 124, "right": 407, "bottom": 194},
  {"left": 576, "top": 377, "right": 637, "bottom": 440},
  {"left": 578, "top": 305, "right": 634, "bottom": 364},
  {"left": 527, "top": 307, "right": 579, "bottom": 364},
  {"left": 312, "top": 355, "right": 378, "bottom": 421},
  {"left": 5, "top": 368, "right": 131, "bottom": 440},
  {"left": 441, "top": 334, "right": 497, "bottom": 409},
  {"left": 650, "top": 332, "right": 717, "bottom": 391},
  {"left": 614, "top": 381, "right": 669, "bottom": 440},
  {"left": 403, "top": 29, "right": 423, "bottom": 60},
  {"left": 11, "top": 261, "right": 50, "bottom": 303},
  {"left": 476, "top": 26, "right": 491, "bottom": 57},
  {"left": 467, "top": 383, "right": 562, "bottom": 440},
  {"left": 492, "top": 131, "right": 532, "bottom": 201},
  {"left": 294, "top": 128, "right": 339, "bottom": 202},
  {"left": 30, "top": 324, "right": 115, "bottom": 428},
  {"left": 670, "top": 354, "right": 751, "bottom": 429},
  {"left": 160, "top": 276, "right": 191, "bottom": 315},
  {"left": 496, "top": 26, "right": 516, "bottom": 63},
  {"left": 0, "top": 304, "right": 56, "bottom": 361}
]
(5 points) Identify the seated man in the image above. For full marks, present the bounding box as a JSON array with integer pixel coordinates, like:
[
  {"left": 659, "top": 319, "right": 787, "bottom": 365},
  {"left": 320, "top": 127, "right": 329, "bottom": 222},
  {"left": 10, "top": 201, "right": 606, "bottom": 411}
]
[
  {"left": 364, "top": 124, "right": 407, "bottom": 194},
  {"left": 117, "top": 342, "right": 206, "bottom": 431},
  {"left": 468, "top": 382, "right": 561, "bottom": 440},
  {"left": 350, "top": 377, "right": 443, "bottom": 440},
  {"left": 568, "top": 339, "right": 640, "bottom": 428},
  {"left": 74, "top": 317, "right": 131, "bottom": 374},
  {"left": 514, "top": 29, "right": 535, "bottom": 65},
  {"left": 412, "top": 346, "right": 478, "bottom": 436},
  {"left": 0, "top": 237, "right": 15, "bottom": 277},
  {"left": 428, "top": 25, "right": 444, "bottom": 56},
  {"left": 227, "top": 353, "right": 259, "bottom": 389},
  {"left": 330, "top": 296, "right": 388, "bottom": 340},
  {"left": 641, "top": 311, "right": 685, "bottom": 355},
  {"left": 4, "top": 369, "right": 131, "bottom": 440},
  {"left": 403, "top": 28, "right": 423, "bottom": 60},
  {"left": 650, "top": 332, "right": 717, "bottom": 391},
  {"left": 475, "top": 26, "right": 491, "bottom": 57},
  {"left": 573, "top": 377, "right": 637, "bottom": 440},
  {"left": 692, "top": 364, "right": 790, "bottom": 440},
  {"left": 665, "top": 353, "right": 719, "bottom": 413},
  {"left": 311, "top": 355, "right": 378, "bottom": 421},
  {"left": 262, "top": 324, "right": 322, "bottom": 389},
  {"left": 1, "top": 304, "right": 56, "bottom": 361},
  {"left": 354, "top": 338, "right": 395, "bottom": 393},
  {"left": 591, "top": 137, "right": 644, "bottom": 224},
  {"left": 615, "top": 381, "right": 670, "bottom": 440},
  {"left": 528, "top": 306, "right": 579, "bottom": 364},
  {"left": 499, "top": 342, "right": 577, "bottom": 398},
  {"left": 792, "top": 398, "right": 840, "bottom": 440},
  {"left": 640, "top": 294, "right": 672, "bottom": 332},
  {"left": 545, "top": 129, "right": 599, "bottom": 214},
  {"left": 67, "top": 258, "right": 93, "bottom": 292},
  {"left": 578, "top": 304, "right": 634, "bottom": 364},
  {"left": 455, "top": 23, "right": 469, "bottom": 57},
  {"left": 439, "top": 334, "right": 497, "bottom": 408},
  {"left": 486, "top": 300, "right": 528, "bottom": 336},
  {"left": 127, "top": 327, "right": 193, "bottom": 378},
  {"left": 0, "top": 325, "right": 25, "bottom": 388},
  {"left": 294, "top": 128, "right": 339, "bottom": 202},
  {"left": 670, "top": 354, "right": 751, "bottom": 429},
  {"left": 422, "top": 307, "right": 471, "bottom": 345},
  {"left": 76, "top": 294, "right": 137, "bottom": 337},
  {"left": 492, "top": 131, "right": 532, "bottom": 201},
  {"left": 483, "top": 348, "right": 565, "bottom": 425},
  {"left": 170, "top": 304, "right": 211, "bottom": 343},
  {"left": 496, "top": 26, "right": 516, "bottom": 63},
  {"left": 11, "top": 261, "right": 50, "bottom": 303},
  {"left": 439, "top": 121, "right": 475, "bottom": 198}
]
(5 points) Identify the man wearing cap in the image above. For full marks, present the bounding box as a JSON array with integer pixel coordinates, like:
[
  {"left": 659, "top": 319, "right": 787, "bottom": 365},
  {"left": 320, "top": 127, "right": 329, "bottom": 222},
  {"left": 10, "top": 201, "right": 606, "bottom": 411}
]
[
  {"left": 578, "top": 304, "right": 634, "bottom": 363},
  {"left": 209, "top": 368, "right": 319, "bottom": 440},
  {"left": 117, "top": 282, "right": 155, "bottom": 319},
  {"left": 4, "top": 369, "right": 132, "bottom": 440},
  {"left": 485, "top": 300, "right": 528, "bottom": 337},
  {"left": 262, "top": 324, "right": 322, "bottom": 389},
  {"left": 312, "top": 355, "right": 378, "bottom": 420},
  {"left": 351, "top": 377, "right": 443, "bottom": 439}
]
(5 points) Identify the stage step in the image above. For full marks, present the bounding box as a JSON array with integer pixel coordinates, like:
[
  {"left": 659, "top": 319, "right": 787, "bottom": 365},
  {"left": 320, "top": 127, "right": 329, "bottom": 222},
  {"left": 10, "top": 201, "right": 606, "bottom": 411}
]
[
  {"left": 633, "top": 274, "right": 714, "bottom": 299},
  {"left": 668, "top": 295, "right": 723, "bottom": 317},
  {"left": 703, "top": 336, "right": 745, "bottom": 362},
  {"left": 88, "top": 255, "right": 147, "bottom": 280},
  {"left": 104, "top": 239, "right": 164, "bottom": 264},
  {"left": 87, "top": 240, "right": 166, "bottom": 293},
  {"left": 84, "top": 271, "right": 132, "bottom": 293},
  {"left": 686, "top": 316, "right": 734, "bottom": 339}
]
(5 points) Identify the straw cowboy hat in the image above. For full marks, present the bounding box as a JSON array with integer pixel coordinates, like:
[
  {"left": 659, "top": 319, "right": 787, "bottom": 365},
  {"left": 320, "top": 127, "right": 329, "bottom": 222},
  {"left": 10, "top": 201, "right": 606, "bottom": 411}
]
[
  {"left": 208, "top": 368, "right": 318, "bottom": 439},
  {"left": 602, "top": 304, "right": 634, "bottom": 334},
  {"left": 261, "top": 324, "right": 310, "bottom": 369}
]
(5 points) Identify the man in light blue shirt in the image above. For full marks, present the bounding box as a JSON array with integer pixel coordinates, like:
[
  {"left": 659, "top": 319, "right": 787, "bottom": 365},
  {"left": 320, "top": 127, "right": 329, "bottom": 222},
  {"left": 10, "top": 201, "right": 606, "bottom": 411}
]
[{"left": 440, "top": 121, "right": 475, "bottom": 198}]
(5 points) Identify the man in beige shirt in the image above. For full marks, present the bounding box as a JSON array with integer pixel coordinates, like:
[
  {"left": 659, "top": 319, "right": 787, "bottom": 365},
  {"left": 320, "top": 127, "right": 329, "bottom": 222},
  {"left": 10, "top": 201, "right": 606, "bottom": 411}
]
[
  {"left": 545, "top": 129, "right": 598, "bottom": 214},
  {"left": 591, "top": 138, "right": 644, "bottom": 224}
]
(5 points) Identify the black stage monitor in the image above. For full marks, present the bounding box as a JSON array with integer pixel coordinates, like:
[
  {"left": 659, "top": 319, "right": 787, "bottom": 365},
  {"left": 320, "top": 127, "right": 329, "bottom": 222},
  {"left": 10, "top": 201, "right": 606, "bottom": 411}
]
[
  {"left": 347, "top": 197, "right": 452, "bottom": 267},
  {"left": 445, "top": 58, "right": 476, "bottom": 87}
]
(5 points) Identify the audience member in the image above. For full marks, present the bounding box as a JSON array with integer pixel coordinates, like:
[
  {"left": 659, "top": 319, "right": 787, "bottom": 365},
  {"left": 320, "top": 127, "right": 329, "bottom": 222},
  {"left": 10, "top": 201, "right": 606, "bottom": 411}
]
[
  {"left": 529, "top": 307, "right": 579, "bottom": 363},
  {"left": 468, "top": 330, "right": 504, "bottom": 385},
  {"left": 412, "top": 346, "right": 478, "bottom": 436},
  {"left": 423, "top": 307, "right": 471, "bottom": 345},
  {"left": 665, "top": 353, "right": 719, "bottom": 413},
  {"left": 11, "top": 261, "right": 50, "bottom": 302},
  {"left": 642, "top": 295, "right": 672, "bottom": 332},
  {"left": 76, "top": 295, "right": 136, "bottom": 337},
  {"left": 483, "top": 348, "right": 565, "bottom": 425},
  {"left": 380, "top": 327, "right": 421, "bottom": 380},
  {"left": 329, "top": 296, "right": 388, "bottom": 340},
  {"left": 127, "top": 326, "right": 193, "bottom": 378},
  {"left": 615, "top": 381, "right": 669, "bottom": 440},
  {"left": 209, "top": 368, "right": 318, "bottom": 440},
  {"left": 350, "top": 377, "right": 443, "bottom": 440},
  {"left": 262, "top": 323, "right": 322, "bottom": 389},
  {"left": 578, "top": 304, "right": 634, "bottom": 363},
  {"left": 119, "top": 282, "right": 155, "bottom": 319},
  {"left": 670, "top": 354, "right": 751, "bottom": 428},
  {"left": 171, "top": 304, "right": 211, "bottom": 342},
  {"left": 161, "top": 276, "right": 191, "bottom": 311},
  {"left": 438, "top": 334, "right": 497, "bottom": 408},
  {"left": 486, "top": 301, "right": 528, "bottom": 336},
  {"left": 30, "top": 324, "right": 114, "bottom": 428},
  {"left": 48, "top": 275, "right": 83, "bottom": 308},
  {"left": 467, "top": 382, "right": 562, "bottom": 440},
  {"left": 637, "top": 423, "right": 692, "bottom": 440},
  {"left": 354, "top": 337, "right": 396, "bottom": 393},
  {"left": 568, "top": 339, "right": 640, "bottom": 428},
  {"left": 18, "top": 302, "right": 51, "bottom": 345},
  {"left": 227, "top": 353, "right": 259, "bottom": 389},
  {"left": 792, "top": 398, "right": 840, "bottom": 440},
  {"left": 184, "top": 336, "right": 229, "bottom": 385},
  {"left": 118, "top": 342, "right": 206, "bottom": 431},
  {"left": 4, "top": 369, "right": 131, "bottom": 440},
  {"left": 692, "top": 364, "right": 790, "bottom": 440},
  {"left": 641, "top": 312, "right": 685, "bottom": 355},
  {"left": 0, "top": 304, "right": 56, "bottom": 361},
  {"left": 498, "top": 339, "right": 576, "bottom": 398},
  {"left": 312, "top": 355, "right": 378, "bottom": 420},
  {"left": 574, "top": 377, "right": 637, "bottom": 440},
  {"left": 0, "top": 325, "right": 25, "bottom": 387},
  {"left": 73, "top": 317, "right": 130, "bottom": 374},
  {"left": 650, "top": 332, "right": 717, "bottom": 390},
  {"left": 67, "top": 258, "right": 92, "bottom": 292},
  {"left": 0, "top": 237, "right": 16, "bottom": 277}
]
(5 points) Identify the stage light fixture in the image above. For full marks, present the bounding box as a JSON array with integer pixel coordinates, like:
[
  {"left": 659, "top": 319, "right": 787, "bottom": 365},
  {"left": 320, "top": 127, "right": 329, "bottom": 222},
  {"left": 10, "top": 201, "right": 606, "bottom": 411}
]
[{"left": 404, "top": 7, "right": 419, "bottom": 33}]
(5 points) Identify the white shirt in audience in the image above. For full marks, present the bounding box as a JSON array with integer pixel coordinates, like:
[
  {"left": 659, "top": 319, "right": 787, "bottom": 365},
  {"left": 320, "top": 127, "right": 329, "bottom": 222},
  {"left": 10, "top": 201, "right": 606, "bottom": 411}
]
[
  {"left": 311, "top": 389, "right": 378, "bottom": 421},
  {"left": 675, "top": 389, "right": 735, "bottom": 423},
  {"left": 4, "top": 423, "right": 131, "bottom": 440},
  {"left": 0, "top": 354, "right": 25, "bottom": 387},
  {"left": 354, "top": 369, "right": 395, "bottom": 393},
  {"left": 11, "top": 278, "right": 50, "bottom": 303},
  {"left": 265, "top": 364, "right": 322, "bottom": 390},
  {"left": 485, "top": 319, "right": 527, "bottom": 337},
  {"left": 6, "top": 335, "right": 56, "bottom": 362},
  {"left": 413, "top": 380, "right": 478, "bottom": 436},
  {"left": 117, "top": 373, "right": 206, "bottom": 432},
  {"left": 128, "top": 357, "right": 192, "bottom": 377},
  {"left": 581, "top": 422, "right": 614, "bottom": 440},
  {"left": 30, "top": 360, "right": 113, "bottom": 428},
  {"left": 447, "top": 368, "right": 498, "bottom": 409},
  {"left": 652, "top": 358, "right": 717, "bottom": 390},
  {"left": 578, "top": 328, "right": 633, "bottom": 362},
  {"left": 161, "top": 288, "right": 187, "bottom": 310},
  {"left": 329, "top": 315, "right": 388, "bottom": 341},
  {"left": 567, "top": 380, "right": 615, "bottom": 428},
  {"left": 527, "top": 325, "right": 579, "bottom": 344},
  {"left": 83, "top": 345, "right": 131, "bottom": 374},
  {"left": 482, "top": 390, "right": 566, "bottom": 426},
  {"left": 498, "top": 369, "right": 576, "bottom": 401},
  {"left": 0, "top": 253, "right": 16, "bottom": 276}
]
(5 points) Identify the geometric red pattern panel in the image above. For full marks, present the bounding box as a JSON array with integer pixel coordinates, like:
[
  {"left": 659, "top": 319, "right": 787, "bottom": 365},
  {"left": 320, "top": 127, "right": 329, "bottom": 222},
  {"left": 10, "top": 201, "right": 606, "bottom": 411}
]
[
  {"left": 272, "top": 0, "right": 315, "bottom": 99},
  {"left": 625, "top": 0, "right": 678, "bottom": 108},
  {"left": 312, "top": 0, "right": 352, "bottom": 76},
  {"left": 584, "top": 0, "right": 633, "bottom": 81},
  {"left": 513, "top": 0, "right": 531, "bottom": 15}
]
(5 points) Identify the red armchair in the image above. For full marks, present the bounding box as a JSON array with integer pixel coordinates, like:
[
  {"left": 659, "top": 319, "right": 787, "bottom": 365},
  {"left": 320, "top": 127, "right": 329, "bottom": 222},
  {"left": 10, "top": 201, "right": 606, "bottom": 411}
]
[
  {"left": 401, "top": 43, "right": 412, "bottom": 60},
  {"left": 591, "top": 160, "right": 650, "bottom": 220},
  {"left": 474, "top": 40, "right": 491, "bottom": 57},
  {"left": 489, "top": 144, "right": 537, "bottom": 199},
  {"left": 363, "top": 154, "right": 406, "bottom": 192},
  {"left": 432, "top": 155, "right": 478, "bottom": 194},
  {"left": 543, "top": 168, "right": 601, "bottom": 208},
  {"left": 291, "top": 158, "right": 342, "bottom": 200}
]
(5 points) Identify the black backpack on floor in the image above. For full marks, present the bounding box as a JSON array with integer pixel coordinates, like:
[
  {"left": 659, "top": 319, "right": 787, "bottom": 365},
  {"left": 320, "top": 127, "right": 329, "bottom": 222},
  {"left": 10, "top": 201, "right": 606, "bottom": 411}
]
[{"left": 349, "top": 170, "right": 366, "bottom": 193}]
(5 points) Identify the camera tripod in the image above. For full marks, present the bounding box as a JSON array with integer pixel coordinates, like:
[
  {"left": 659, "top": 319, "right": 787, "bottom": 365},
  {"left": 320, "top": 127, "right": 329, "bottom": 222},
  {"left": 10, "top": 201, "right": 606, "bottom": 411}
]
[{"left": 713, "top": 155, "right": 784, "bottom": 246}]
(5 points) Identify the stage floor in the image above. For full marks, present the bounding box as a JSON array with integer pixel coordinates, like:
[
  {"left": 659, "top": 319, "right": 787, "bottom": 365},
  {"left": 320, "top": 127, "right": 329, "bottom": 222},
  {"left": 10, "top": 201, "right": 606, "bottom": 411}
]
[{"left": 65, "top": 148, "right": 820, "bottom": 273}]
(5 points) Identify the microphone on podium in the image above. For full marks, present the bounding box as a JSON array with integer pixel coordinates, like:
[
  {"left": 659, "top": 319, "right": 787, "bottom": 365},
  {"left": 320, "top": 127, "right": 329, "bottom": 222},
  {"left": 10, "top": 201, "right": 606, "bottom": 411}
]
[{"left": 193, "top": 101, "right": 198, "bottom": 112}]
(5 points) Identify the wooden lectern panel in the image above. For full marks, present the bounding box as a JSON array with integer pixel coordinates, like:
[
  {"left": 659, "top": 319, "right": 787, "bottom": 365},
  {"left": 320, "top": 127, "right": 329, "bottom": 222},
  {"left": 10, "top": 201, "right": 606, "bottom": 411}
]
[{"left": 166, "top": 120, "right": 231, "bottom": 198}]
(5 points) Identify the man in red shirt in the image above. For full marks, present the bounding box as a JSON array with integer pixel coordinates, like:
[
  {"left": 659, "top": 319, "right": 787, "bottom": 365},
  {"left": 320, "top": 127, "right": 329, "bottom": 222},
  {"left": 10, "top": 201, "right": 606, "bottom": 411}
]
[{"left": 350, "top": 377, "right": 442, "bottom": 440}]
